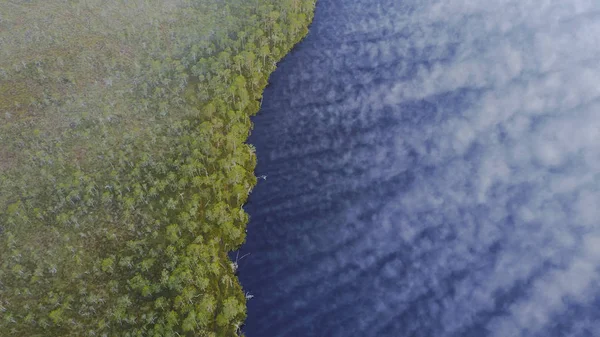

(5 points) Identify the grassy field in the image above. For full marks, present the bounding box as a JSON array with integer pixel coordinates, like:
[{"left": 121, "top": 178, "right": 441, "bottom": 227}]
[{"left": 0, "top": 0, "right": 314, "bottom": 335}]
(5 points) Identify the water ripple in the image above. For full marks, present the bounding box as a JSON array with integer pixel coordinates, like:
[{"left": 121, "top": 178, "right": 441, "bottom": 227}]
[{"left": 237, "top": 0, "right": 600, "bottom": 336}]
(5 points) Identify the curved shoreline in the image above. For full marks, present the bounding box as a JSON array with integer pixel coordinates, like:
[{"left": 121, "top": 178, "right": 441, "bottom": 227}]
[{"left": 0, "top": 1, "right": 316, "bottom": 336}]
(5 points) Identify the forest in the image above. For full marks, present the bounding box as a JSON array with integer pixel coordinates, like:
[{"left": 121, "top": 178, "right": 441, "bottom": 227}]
[{"left": 0, "top": 0, "right": 314, "bottom": 336}]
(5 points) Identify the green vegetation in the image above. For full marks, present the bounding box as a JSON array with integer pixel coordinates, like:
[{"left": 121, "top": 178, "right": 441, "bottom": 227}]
[{"left": 0, "top": 0, "right": 314, "bottom": 335}]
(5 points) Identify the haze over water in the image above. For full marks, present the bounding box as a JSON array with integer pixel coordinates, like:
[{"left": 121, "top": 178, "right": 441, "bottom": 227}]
[{"left": 237, "top": 0, "right": 600, "bottom": 336}]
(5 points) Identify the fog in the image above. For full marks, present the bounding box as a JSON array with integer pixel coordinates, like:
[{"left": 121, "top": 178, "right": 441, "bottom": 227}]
[{"left": 239, "top": 1, "right": 600, "bottom": 336}]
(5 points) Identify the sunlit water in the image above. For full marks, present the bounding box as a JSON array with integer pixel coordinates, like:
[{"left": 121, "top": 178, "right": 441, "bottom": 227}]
[{"left": 236, "top": 0, "right": 600, "bottom": 336}]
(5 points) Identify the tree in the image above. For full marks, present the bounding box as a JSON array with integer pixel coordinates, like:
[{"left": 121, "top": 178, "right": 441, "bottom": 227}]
[{"left": 260, "top": 44, "right": 270, "bottom": 68}]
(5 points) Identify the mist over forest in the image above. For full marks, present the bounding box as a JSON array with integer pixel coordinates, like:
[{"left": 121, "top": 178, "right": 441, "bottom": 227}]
[
  {"left": 0, "top": 1, "right": 314, "bottom": 335},
  {"left": 2, "top": 0, "right": 600, "bottom": 336}
]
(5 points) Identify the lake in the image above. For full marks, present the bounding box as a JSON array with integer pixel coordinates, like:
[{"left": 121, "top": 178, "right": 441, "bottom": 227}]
[{"left": 237, "top": 0, "right": 600, "bottom": 336}]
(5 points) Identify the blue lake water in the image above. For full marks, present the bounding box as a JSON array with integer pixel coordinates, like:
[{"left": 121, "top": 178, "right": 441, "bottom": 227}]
[{"left": 237, "top": 0, "right": 600, "bottom": 336}]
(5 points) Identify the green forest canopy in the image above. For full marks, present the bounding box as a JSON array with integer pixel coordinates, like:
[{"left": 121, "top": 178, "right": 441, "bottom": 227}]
[{"left": 0, "top": 0, "right": 314, "bottom": 336}]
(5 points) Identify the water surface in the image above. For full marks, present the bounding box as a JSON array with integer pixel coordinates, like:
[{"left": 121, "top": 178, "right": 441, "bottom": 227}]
[{"left": 238, "top": 1, "right": 600, "bottom": 336}]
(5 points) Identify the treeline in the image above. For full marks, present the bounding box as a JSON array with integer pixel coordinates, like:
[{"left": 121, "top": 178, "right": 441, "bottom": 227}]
[{"left": 0, "top": 0, "right": 314, "bottom": 336}]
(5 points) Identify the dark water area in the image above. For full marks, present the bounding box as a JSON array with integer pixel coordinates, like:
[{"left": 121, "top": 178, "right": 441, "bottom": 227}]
[{"left": 236, "top": 0, "right": 600, "bottom": 336}]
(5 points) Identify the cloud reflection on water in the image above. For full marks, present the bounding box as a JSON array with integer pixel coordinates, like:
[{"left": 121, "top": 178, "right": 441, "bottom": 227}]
[{"left": 238, "top": 1, "right": 600, "bottom": 336}]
